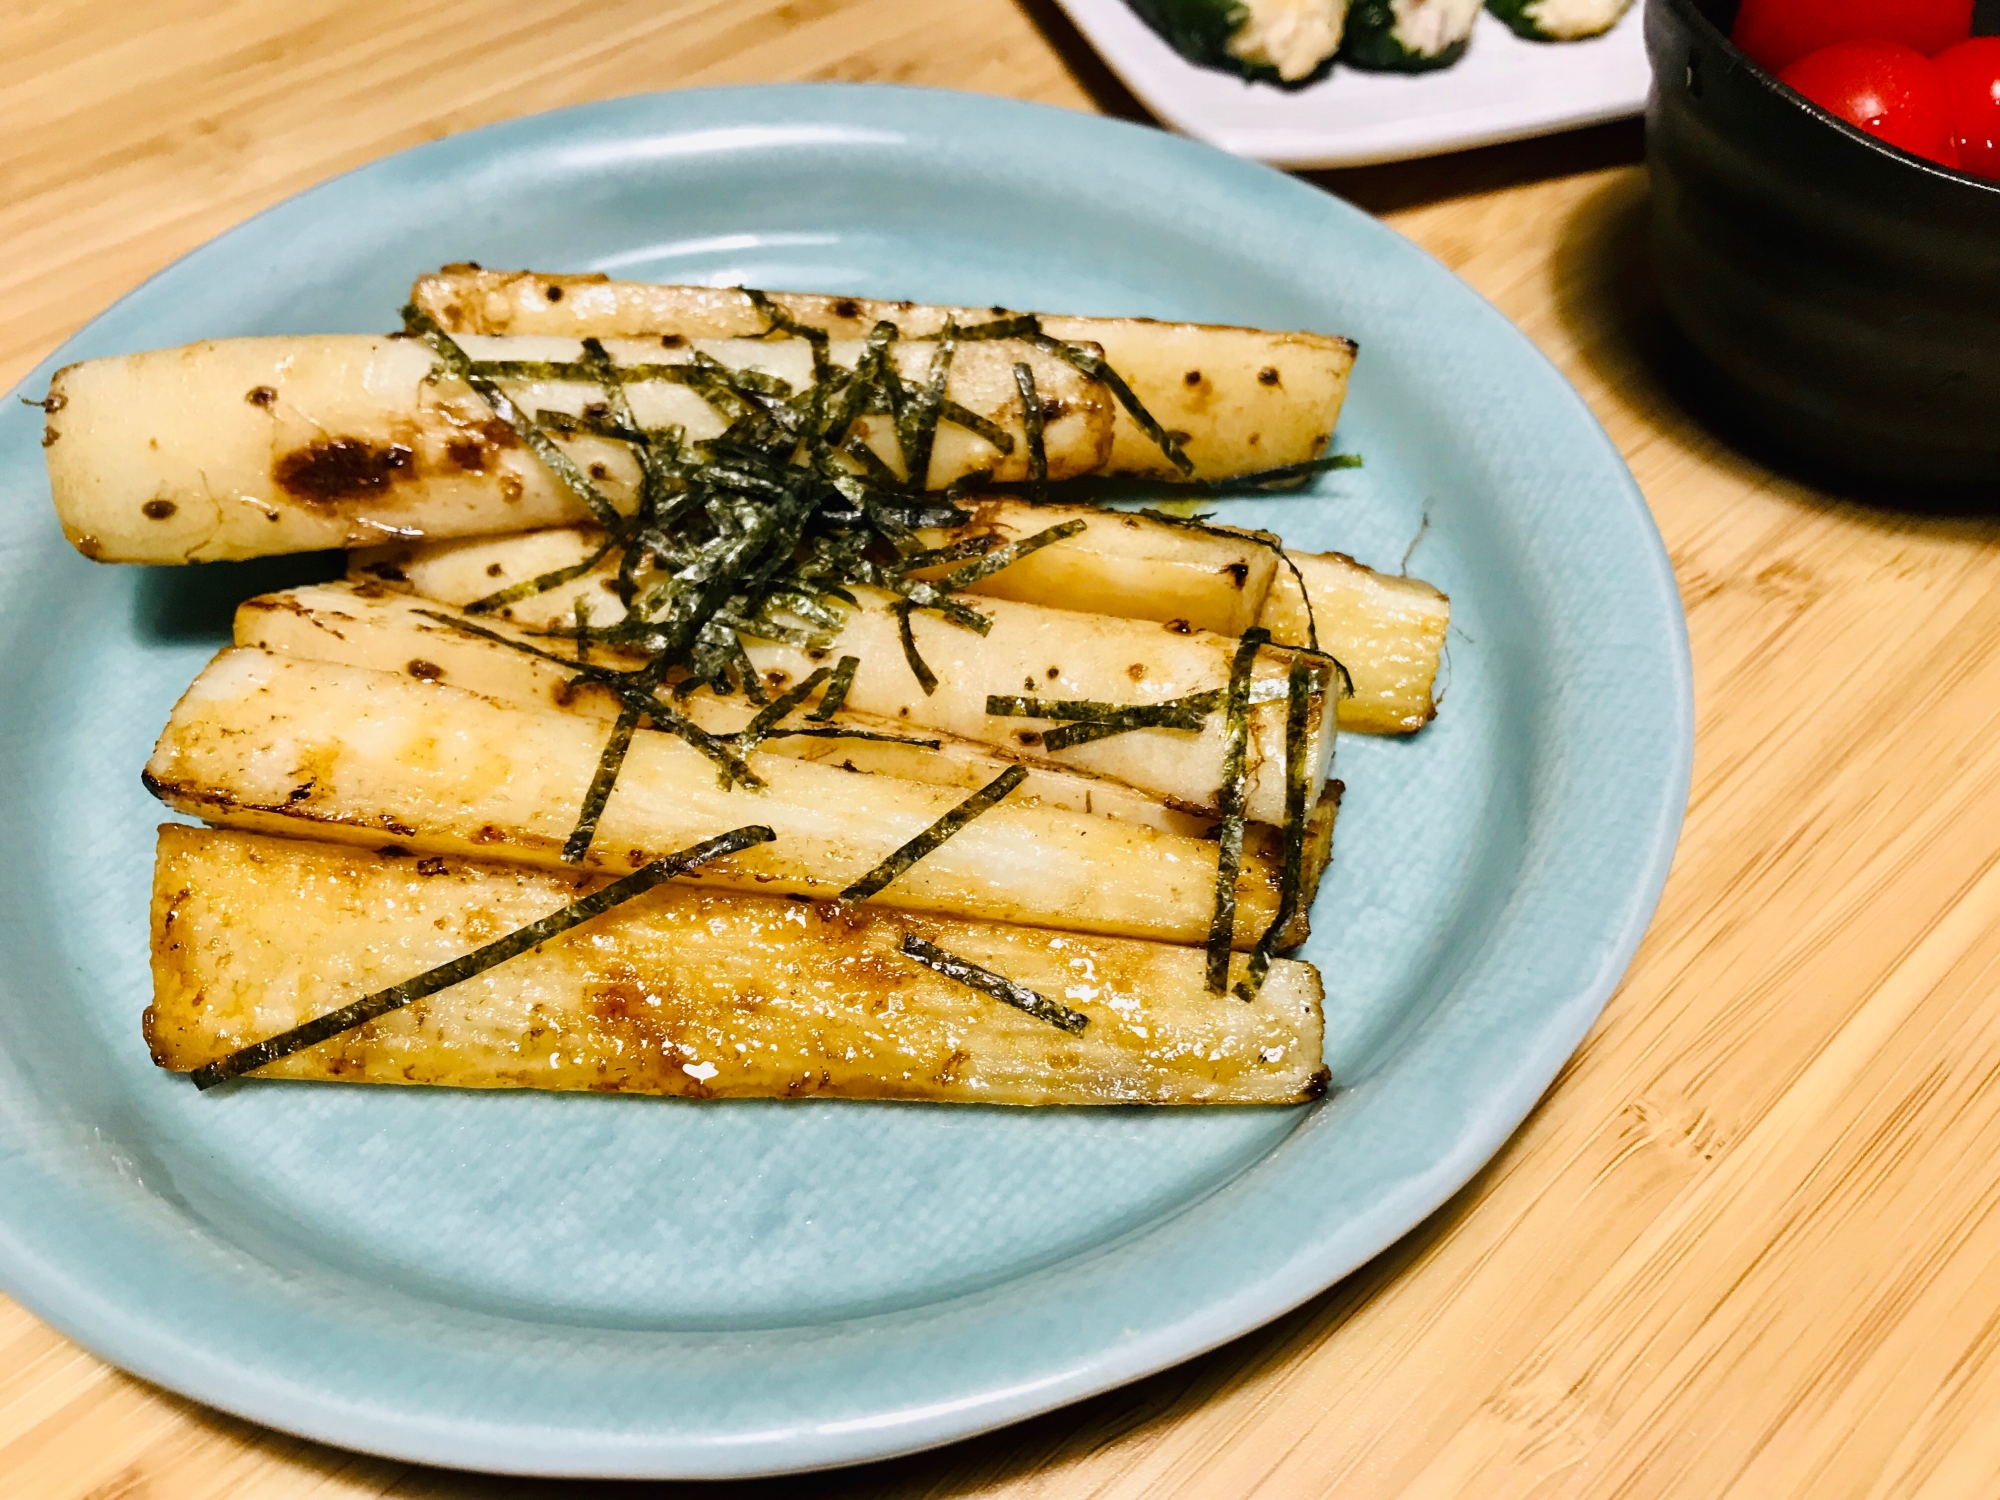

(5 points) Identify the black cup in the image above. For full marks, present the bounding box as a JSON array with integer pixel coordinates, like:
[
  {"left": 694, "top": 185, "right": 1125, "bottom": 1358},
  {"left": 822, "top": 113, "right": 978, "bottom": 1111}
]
[{"left": 1646, "top": 0, "right": 2000, "bottom": 493}]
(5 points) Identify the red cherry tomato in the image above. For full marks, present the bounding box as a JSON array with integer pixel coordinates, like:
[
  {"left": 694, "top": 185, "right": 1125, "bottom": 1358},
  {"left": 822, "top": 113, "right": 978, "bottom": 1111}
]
[
  {"left": 1780, "top": 41, "right": 1961, "bottom": 168},
  {"left": 1733, "top": 0, "right": 1973, "bottom": 74},
  {"left": 1935, "top": 37, "right": 2000, "bottom": 179}
]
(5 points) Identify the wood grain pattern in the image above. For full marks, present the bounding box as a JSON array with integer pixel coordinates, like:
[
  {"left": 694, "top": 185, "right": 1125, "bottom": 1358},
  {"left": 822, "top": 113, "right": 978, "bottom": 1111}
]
[{"left": 7, "top": 2, "right": 2000, "bottom": 1496}]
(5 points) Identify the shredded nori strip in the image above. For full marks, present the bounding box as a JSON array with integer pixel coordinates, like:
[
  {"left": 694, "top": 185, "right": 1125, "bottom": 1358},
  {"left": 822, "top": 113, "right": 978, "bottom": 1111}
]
[
  {"left": 761, "top": 726, "right": 941, "bottom": 749},
  {"left": 839, "top": 765, "right": 1027, "bottom": 901},
  {"left": 462, "top": 526, "right": 630, "bottom": 616},
  {"left": 1234, "top": 656, "right": 1314, "bottom": 1001},
  {"left": 899, "top": 933, "right": 1087, "bottom": 1035},
  {"left": 403, "top": 305, "right": 622, "bottom": 529},
  {"left": 939, "top": 399, "right": 1016, "bottom": 455},
  {"left": 1012, "top": 361, "right": 1047, "bottom": 493},
  {"left": 896, "top": 320, "right": 957, "bottom": 491},
  {"left": 563, "top": 703, "right": 642, "bottom": 863},
  {"left": 807, "top": 654, "right": 859, "bottom": 721},
  {"left": 1038, "top": 715, "right": 1196, "bottom": 753},
  {"left": 733, "top": 666, "right": 832, "bottom": 751},
  {"left": 984, "top": 675, "right": 1294, "bottom": 753},
  {"left": 1204, "top": 627, "right": 1268, "bottom": 994},
  {"left": 890, "top": 534, "right": 998, "bottom": 574},
  {"left": 893, "top": 600, "right": 938, "bottom": 696},
  {"left": 188, "top": 826, "right": 777, "bottom": 1089},
  {"left": 934, "top": 518, "right": 1086, "bottom": 590}
]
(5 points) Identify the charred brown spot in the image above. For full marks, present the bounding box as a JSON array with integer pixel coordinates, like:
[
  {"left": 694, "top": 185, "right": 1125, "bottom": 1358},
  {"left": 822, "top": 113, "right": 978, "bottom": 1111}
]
[
  {"left": 416, "top": 856, "right": 447, "bottom": 876},
  {"left": 1184, "top": 369, "right": 1203, "bottom": 386},
  {"left": 589, "top": 462, "right": 609, "bottom": 479},
  {"left": 599, "top": 577, "right": 620, "bottom": 593},
  {"left": 377, "top": 815, "right": 417, "bottom": 837},
  {"left": 1022, "top": 676, "right": 1036, "bottom": 693},
  {"left": 583, "top": 402, "right": 610, "bottom": 422},
  {"left": 1248, "top": 432, "right": 1261, "bottom": 447},
  {"left": 141, "top": 499, "right": 178, "bottom": 521},
  {"left": 377, "top": 845, "right": 410, "bottom": 858},
  {"left": 660, "top": 334, "right": 685, "bottom": 349},
  {"left": 1222, "top": 561, "right": 1250, "bottom": 588},
  {"left": 1039, "top": 398, "right": 1066, "bottom": 422},
  {"left": 361, "top": 560, "right": 407, "bottom": 583},
  {"left": 476, "top": 418, "right": 517, "bottom": 449},
  {"left": 806, "top": 647, "right": 829, "bottom": 662},
  {"left": 1046, "top": 666, "right": 1060, "bottom": 679},
  {"left": 41, "top": 427, "right": 57, "bottom": 448},
  {"left": 545, "top": 284, "right": 564, "bottom": 302},
  {"left": 1016, "top": 730, "right": 1042, "bottom": 747},
  {"left": 1127, "top": 663, "right": 1146, "bottom": 681},
  {"left": 499, "top": 475, "right": 524, "bottom": 503},
  {"left": 445, "top": 437, "right": 487, "bottom": 473},
  {"left": 832, "top": 298, "right": 862, "bottom": 320},
  {"left": 1165, "top": 618, "right": 1192, "bottom": 634},
  {"left": 933, "top": 1048, "right": 971, "bottom": 1086},
  {"left": 274, "top": 439, "right": 414, "bottom": 504},
  {"left": 350, "top": 580, "right": 387, "bottom": 598},
  {"left": 486, "top": 562, "right": 504, "bottom": 577},
  {"left": 246, "top": 385, "right": 277, "bottom": 407},
  {"left": 287, "top": 781, "right": 315, "bottom": 803},
  {"left": 765, "top": 670, "right": 788, "bottom": 688},
  {"left": 474, "top": 824, "right": 506, "bottom": 844},
  {"left": 406, "top": 659, "right": 443, "bottom": 682},
  {"left": 1258, "top": 366, "right": 1280, "bottom": 386}
]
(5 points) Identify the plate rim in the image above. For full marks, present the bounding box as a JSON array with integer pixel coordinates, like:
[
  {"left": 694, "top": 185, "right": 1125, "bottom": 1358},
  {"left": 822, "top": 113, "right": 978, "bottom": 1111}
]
[{"left": 0, "top": 82, "right": 1693, "bottom": 1478}]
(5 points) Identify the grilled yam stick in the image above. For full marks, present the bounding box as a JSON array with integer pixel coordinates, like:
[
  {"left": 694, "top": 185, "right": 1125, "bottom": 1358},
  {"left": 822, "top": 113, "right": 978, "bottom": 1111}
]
[
  {"left": 238, "top": 581, "right": 1215, "bottom": 839},
  {"left": 238, "top": 581, "right": 1342, "bottom": 898},
  {"left": 147, "top": 827, "right": 1329, "bottom": 1105},
  {"left": 349, "top": 532, "right": 1339, "bottom": 824},
  {"left": 145, "top": 649, "right": 1299, "bottom": 948},
  {"left": 411, "top": 267, "right": 1358, "bottom": 482},
  {"left": 44, "top": 333, "right": 1108, "bottom": 564}
]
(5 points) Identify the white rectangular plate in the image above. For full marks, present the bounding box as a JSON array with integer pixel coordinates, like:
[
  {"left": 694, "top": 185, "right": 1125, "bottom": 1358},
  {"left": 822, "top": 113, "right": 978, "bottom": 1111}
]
[{"left": 1053, "top": 0, "right": 1650, "bottom": 168}]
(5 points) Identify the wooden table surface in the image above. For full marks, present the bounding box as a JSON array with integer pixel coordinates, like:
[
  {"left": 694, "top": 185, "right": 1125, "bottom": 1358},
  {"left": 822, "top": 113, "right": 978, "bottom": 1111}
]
[{"left": 8, "top": 2, "right": 2000, "bottom": 1496}]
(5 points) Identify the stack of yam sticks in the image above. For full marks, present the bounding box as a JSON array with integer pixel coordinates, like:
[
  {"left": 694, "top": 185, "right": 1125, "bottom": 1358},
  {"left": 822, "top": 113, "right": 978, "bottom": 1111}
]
[{"left": 43, "top": 267, "right": 1450, "bottom": 1107}]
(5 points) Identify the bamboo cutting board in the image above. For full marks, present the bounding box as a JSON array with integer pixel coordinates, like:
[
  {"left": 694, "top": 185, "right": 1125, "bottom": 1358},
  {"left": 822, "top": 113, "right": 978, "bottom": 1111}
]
[{"left": 5, "top": 2, "right": 2000, "bottom": 1496}]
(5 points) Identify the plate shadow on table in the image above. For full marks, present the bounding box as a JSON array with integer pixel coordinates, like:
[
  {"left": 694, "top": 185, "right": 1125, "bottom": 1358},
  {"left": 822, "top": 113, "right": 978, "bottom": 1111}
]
[
  {"left": 1549, "top": 168, "right": 2000, "bottom": 526},
  {"left": 107, "top": 1095, "right": 1557, "bottom": 1499}
]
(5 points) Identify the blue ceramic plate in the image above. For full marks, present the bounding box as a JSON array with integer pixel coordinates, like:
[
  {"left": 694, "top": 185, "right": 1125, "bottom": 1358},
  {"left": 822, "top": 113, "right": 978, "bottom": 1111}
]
[{"left": 0, "top": 86, "right": 1689, "bottom": 1478}]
